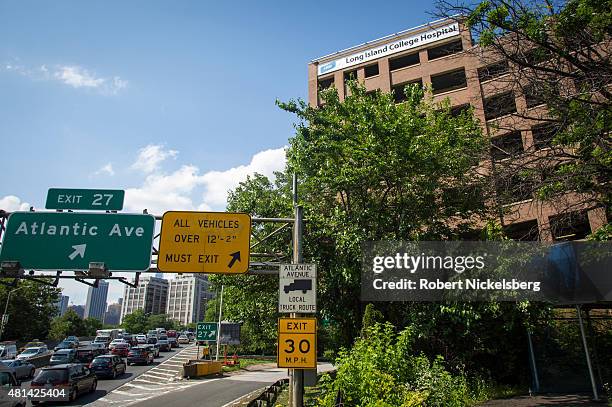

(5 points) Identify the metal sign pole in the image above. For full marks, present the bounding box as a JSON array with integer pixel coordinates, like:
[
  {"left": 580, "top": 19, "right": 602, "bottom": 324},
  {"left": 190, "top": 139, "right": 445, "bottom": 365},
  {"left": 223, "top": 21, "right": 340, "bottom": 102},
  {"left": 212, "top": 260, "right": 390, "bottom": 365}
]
[
  {"left": 576, "top": 305, "right": 599, "bottom": 401},
  {"left": 216, "top": 285, "right": 224, "bottom": 361},
  {"left": 290, "top": 172, "right": 304, "bottom": 407}
]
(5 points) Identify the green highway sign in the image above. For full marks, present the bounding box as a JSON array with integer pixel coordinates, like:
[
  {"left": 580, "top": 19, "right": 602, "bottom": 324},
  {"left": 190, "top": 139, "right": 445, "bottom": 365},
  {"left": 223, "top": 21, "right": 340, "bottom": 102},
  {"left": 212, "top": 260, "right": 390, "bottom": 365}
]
[
  {"left": 0, "top": 212, "right": 154, "bottom": 271},
  {"left": 196, "top": 322, "right": 218, "bottom": 341},
  {"left": 46, "top": 188, "right": 125, "bottom": 211}
]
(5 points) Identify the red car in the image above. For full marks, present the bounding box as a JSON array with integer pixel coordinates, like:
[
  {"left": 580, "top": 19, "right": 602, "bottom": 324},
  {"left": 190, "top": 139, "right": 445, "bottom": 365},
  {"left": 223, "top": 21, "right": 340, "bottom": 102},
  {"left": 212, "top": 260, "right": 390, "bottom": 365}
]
[{"left": 110, "top": 343, "right": 129, "bottom": 357}]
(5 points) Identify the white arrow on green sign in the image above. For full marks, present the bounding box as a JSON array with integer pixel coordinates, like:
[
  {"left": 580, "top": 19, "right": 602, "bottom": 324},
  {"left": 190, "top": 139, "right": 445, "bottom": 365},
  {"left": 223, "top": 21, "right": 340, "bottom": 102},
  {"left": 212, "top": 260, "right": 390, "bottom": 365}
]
[
  {"left": 0, "top": 212, "right": 155, "bottom": 271},
  {"left": 196, "top": 322, "right": 218, "bottom": 341}
]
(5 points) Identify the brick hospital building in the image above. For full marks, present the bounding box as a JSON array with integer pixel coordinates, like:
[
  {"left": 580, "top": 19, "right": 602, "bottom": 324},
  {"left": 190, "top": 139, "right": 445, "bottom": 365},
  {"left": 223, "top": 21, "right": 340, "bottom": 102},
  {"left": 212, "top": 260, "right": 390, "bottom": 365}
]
[{"left": 307, "top": 18, "right": 607, "bottom": 241}]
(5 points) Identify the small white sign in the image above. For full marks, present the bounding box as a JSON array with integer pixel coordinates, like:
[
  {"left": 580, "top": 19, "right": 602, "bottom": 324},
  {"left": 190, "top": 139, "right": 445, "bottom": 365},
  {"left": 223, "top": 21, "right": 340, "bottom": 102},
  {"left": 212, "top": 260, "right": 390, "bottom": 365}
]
[{"left": 279, "top": 263, "right": 316, "bottom": 313}]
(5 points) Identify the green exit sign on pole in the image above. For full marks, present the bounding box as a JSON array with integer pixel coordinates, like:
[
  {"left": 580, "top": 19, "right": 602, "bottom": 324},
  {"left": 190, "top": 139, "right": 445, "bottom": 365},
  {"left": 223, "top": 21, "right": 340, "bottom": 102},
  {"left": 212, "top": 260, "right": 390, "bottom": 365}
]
[
  {"left": 0, "top": 212, "right": 154, "bottom": 271},
  {"left": 46, "top": 188, "right": 125, "bottom": 211},
  {"left": 196, "top": 322, "right": 218, "bottom": 341}
]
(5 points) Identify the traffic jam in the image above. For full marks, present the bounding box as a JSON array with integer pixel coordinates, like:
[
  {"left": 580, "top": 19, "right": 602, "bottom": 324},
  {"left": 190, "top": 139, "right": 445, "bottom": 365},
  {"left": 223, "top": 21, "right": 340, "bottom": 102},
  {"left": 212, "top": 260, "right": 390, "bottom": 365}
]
[{"left": 0, "top": 328, "right": 194, "bottom": 404}]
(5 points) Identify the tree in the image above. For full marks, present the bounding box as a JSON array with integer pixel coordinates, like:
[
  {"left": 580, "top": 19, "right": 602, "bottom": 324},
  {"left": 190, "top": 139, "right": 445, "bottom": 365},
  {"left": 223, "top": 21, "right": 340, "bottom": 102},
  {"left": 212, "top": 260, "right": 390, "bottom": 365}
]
[
  {"left": 49, "top": 309, "right": 85, "bottom": 340},
  {"left": 277, "top": 81, "right": 490, "bottom": 345},
  {"left": 0, "top": 280, "right": 61, "bottom": 341},
  {"left": 83, "top": 317, "right": 103, "bottom": 336},
  {"left": 121, "top": 309, "right": 149, "bottom": 334},
  {"left": 435, "top": 0, "right": 611, "bottom": 234},
  {"left": 361, "top": 303, "right": 384, "bottom": 338}
]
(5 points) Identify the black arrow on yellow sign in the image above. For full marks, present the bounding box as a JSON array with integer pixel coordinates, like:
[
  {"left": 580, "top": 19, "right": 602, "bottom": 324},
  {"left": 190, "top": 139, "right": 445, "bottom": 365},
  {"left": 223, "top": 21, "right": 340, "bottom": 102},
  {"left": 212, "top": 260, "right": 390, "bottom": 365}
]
[{"left": 228, "top": 251, "right": 241, "bottom": 269}]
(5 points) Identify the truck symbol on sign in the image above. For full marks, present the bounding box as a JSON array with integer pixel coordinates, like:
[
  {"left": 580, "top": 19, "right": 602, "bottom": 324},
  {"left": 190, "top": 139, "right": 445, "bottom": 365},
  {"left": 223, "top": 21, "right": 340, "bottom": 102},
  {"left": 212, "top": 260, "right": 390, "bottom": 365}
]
[{"left": 284, "top": 279, "right": 312, "bottom": 294}]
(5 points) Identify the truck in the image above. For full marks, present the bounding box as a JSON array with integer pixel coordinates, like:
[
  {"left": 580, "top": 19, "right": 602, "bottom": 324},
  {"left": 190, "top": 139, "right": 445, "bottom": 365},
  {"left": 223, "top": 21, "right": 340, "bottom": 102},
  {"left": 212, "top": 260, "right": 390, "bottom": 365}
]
[{"left": 95, "top": 329, "right": 119, "bottom": 341}]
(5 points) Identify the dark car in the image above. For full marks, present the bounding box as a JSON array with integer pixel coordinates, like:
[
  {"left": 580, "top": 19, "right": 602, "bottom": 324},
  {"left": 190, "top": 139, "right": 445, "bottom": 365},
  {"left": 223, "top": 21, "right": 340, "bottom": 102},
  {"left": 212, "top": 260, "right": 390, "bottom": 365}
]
[
  {"left": 64, "top": 336, "right": 79, "bottom": 346},
  {"left": 146, "top": 336, "right": 158, "bottom": 345},
  {"left": 30, "top": 364, "right": 97, "bottom": 404},
  {"left": 89, "top": 355, "right": 126, "bottom": 379},
  {"left": 0, "top": 358, "right": 35, "bottom": 379},
  {"left": 157, "top": 339, "right": 170, "bottom": 352},
  {"left": 75, "top": 346, "right": 105, "bottom": 363},
  {"left": 54, "top": 340, "right": 77, "bottom": 352},
  {"left": 49, "top": 349, "right": 77, "bottom": 366},
  {"left": 127, "top": 346, "right": 153, "bottom": 366},
  {"left": 168, "top": 337, "right": 179, "bottom": 348}
]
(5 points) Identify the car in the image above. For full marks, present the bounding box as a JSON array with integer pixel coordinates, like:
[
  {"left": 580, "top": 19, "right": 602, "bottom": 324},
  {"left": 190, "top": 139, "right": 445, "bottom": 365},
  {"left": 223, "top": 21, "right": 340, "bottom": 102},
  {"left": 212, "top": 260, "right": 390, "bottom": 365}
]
[
  {"left": 93, "top": 335, "right": 111, "bottom": 347},
  {"left": 64, "top": 336, "right": 79, "bottom": 346},
  {"left": 89, "top": 355, "right": 126, "bottom": 379},
  {"left": 127, "top": 346, "right": 154, "bottom": 365},
  {"left": 49, "top": 349, "right": 77, "bottom": 366},
  {"left": 147, "top": 336, "right": 158, "bottom": 345},
  {"left": 19, "top": 340, "right": 45, "bottom": 353},
  {"left": 0, "top": 343, "right": 18, "bottom": 359},
  {"left": 143, "top": 344, "right": 160, "bottom": 358},
  {"left": 177, "top": 335, "right": 190, "bottom": 344},
  {"left": 167, "top": 330, "right": 177, "bottom": 338},
  {"left": 157, "top": 339, "right": 170, "bottom": 352},
  {"left": 75, "top": 346, "right": 105, "bottom": 363},
  {"left": 108, "top": 339, "right": 127, "bottom": 350},
  {"left": 16, "top": 346, "right": 49, "bottom": 361},
  {"left": 146, "top": 330, "right": 158, "bottom": 339},
  {"left": 30, "top": 364, "right": 97, "bottom": 404},
  {"left": 168, "top": 336, "right": 179, "bottom": 348},
  {"left": 89, "top": 342, "right": 107, "bottom": 353},
  {"left": 135, "top": 335, "right": 147, "bottom": 344},
  {"left": 54, "top": 340, "right": 77, "bottom": 352},
  {"left": 158, "top": 335, "right": 168, "bottom": 341},
  {"left": 110, "top": 343, "right": 130, "bottom": 357},
  {"left": 0, "top": 358, "right": 35, "bottom": 379},
  {"left": 0, "top": 366, "right": 26, "bottom": 406}
]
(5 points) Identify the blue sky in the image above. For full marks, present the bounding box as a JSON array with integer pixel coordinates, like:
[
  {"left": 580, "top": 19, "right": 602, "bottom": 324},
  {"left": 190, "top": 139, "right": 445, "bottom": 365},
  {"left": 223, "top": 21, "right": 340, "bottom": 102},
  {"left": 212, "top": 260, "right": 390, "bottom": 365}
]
[{"left": 0, "top": 1, "right": 437, "bottom": 305}]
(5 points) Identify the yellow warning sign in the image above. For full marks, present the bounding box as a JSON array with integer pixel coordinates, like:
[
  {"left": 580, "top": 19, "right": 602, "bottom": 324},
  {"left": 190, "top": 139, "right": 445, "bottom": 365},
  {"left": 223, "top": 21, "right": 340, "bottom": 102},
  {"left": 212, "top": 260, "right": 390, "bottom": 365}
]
[
  {"left": 157, "top": 211, "right": 251, "bottom": 274},
  {"left": 277, "top": 317, "right": 317, "bottom": 369}
]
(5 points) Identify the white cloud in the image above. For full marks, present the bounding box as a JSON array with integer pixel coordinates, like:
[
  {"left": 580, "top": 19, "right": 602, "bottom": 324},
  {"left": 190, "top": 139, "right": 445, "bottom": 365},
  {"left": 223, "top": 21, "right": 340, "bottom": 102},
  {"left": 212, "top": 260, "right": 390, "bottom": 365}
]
[
  {"left": 200, "top": 147, "right": 287, "bottom": 207},
  {"left": 94, "top": 162, "right": 115, "bottom": 176},
  {"left": 1, "top": 61, "right": 128, "bottom": 95},
  {"left": 131, "top": 144, "right": 178, "bottom": 174},
  {"left": 123, "top": 145, "right": 286, "bottom": 214},
  {"left": 54, "top": 65, "right": 105, "bottom": 88},
  {"left": 0, "top": 195, "right": 30, "bottom": 212}
]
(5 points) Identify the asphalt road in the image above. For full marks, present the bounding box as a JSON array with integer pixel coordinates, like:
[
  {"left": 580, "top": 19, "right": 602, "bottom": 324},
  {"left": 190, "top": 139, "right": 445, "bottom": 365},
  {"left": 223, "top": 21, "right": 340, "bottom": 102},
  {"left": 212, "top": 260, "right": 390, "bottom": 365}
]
[{"left": 19, "top": 342, "right": 187, "bottom": 407}]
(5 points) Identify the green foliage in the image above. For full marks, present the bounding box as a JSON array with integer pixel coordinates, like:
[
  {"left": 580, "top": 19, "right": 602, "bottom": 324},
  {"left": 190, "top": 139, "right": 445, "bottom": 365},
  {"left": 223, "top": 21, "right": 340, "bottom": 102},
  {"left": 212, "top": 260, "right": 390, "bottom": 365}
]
[
  {"left": 587, "top": 223, "right": 612, "bottom": 241},
  {"left": 0, "top": 280, "right": 60, "bottom": 341},
  {"left": 120, "top": 309, "right": 149, "bottom": 334},
  {"left": 318, "top": 322, "right": 487, "bottom": 407},
  {"left": 49, "top": 309, "right": 102, "bottom": 340},
  {"left": 146, "top": 314, "right": 177, "bottom": 331},
  {"left": 361, "top": 303, "right": 384, "bottom": 338}
]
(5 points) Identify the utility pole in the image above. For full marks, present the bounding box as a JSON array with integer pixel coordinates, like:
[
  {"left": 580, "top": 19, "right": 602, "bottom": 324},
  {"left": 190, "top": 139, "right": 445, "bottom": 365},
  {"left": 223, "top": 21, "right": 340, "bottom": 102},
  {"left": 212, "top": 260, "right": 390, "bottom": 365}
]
[
  {"left": 290, "top": 173, "right": 304, "bottom": 407},
  {"left": 0, "top": 286, "right": 23, "bottom": 340},
  {"left": 216, "top": 285, "right": 224, "bottom": 361}
]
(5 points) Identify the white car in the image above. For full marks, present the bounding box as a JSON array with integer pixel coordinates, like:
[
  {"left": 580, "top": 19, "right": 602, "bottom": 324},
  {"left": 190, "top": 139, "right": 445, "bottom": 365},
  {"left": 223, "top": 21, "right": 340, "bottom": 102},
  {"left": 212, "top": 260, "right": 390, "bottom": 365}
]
[
  {"left": 177, "top": 335, "right": 190, "bottom": 344},
  {"left": 109, "top": 339, "right": 127, "bottom": 350},
  {"left": 136, "top": 335, "right": 147, "bottom": 344},
  {"left": 16, "top": 346, "right": 49, "bottom": 360}
]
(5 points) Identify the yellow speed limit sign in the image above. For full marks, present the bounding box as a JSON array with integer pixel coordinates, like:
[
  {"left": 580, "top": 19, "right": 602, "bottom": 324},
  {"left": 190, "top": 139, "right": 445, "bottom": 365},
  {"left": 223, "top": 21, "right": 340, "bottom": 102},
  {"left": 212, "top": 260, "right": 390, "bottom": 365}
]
[
  {"left": 157, "top": 211, "right": 251, "bottom": 274},
  {"left": 277, "top": 317, "right": 317, "bottom": 369}
]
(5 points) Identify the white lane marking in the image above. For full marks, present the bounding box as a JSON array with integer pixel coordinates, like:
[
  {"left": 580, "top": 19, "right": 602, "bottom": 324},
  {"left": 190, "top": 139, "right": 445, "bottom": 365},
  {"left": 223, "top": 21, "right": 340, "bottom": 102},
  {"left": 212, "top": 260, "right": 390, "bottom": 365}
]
[
  {"left": 150, "top": 367, "right": 179, "bottom": 373},
  {"left": 142, "top": 370, "right": 175, "bottom": 377}
]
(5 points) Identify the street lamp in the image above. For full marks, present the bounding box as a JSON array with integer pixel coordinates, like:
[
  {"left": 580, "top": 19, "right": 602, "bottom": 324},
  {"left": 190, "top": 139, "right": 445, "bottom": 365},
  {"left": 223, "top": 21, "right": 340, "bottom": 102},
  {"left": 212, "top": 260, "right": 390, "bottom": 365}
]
[{"left": 0, "top": 286, "right": 24, "bottom": 340}]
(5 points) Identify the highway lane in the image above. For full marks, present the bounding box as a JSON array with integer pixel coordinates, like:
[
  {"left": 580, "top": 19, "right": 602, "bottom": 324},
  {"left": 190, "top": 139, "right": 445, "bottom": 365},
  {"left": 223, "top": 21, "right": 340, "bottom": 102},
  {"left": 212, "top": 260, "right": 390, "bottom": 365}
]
[
  {"left": 110, "top": 362, "right": 334, "bottom": 407},
  {"left": 19, "top": 343, "right": 192, "bottom": 407}
]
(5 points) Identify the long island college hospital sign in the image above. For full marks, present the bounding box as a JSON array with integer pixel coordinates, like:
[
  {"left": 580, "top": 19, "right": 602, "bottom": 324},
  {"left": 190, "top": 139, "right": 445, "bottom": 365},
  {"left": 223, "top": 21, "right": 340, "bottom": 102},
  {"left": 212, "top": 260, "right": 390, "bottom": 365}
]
[{"left": 317, "top": 22, "right": 460, "bottom": 76}]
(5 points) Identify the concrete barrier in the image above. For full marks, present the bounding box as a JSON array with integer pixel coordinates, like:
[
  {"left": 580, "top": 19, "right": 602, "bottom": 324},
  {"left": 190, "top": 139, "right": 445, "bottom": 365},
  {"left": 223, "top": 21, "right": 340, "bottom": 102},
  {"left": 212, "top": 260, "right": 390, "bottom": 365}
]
[{"left": 182, "top": 360, "right": 222, "bottom": 378}]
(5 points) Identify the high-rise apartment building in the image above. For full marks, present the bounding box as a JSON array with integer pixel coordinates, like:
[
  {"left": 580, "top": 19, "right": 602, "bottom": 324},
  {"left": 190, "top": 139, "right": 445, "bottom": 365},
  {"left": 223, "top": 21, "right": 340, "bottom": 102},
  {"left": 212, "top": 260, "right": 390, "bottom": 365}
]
[
  {"left": 104, "top": 300, "right": 123, "bottom": 326},
  {"left": 55, "top": 295, "right": 69, "bottom": 316},
  {"left": 84, "top": 280, "right": 109, "bottom": 321},
  {"left": 166, "top": 274, "right": 214, "bottom": 325},
  {"left": 120, "top": 276, "right": 168, "bottom": 323},
  {"left": 308, "top": 18, "right": 607, "bottom": 241}
]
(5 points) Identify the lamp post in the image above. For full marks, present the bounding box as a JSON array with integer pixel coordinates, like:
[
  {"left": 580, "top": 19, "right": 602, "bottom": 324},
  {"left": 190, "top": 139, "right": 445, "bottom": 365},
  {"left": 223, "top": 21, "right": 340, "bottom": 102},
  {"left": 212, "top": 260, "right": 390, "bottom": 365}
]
[{"left": 0, "top": 286, "right": 24, "bottom": 340}]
